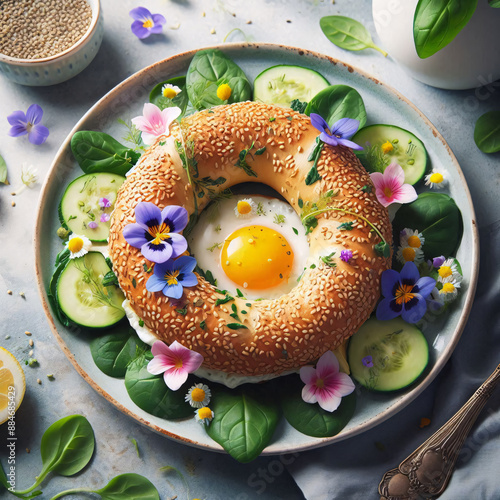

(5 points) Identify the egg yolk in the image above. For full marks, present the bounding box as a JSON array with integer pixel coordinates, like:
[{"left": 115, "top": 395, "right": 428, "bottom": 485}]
[{"left": 221, "top": 225, "right": 294, "bottom": 290}]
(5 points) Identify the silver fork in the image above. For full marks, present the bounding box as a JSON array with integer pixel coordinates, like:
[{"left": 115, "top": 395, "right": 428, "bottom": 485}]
[{"left": 378, "top": 362, "right": 500, "bottom": 499}]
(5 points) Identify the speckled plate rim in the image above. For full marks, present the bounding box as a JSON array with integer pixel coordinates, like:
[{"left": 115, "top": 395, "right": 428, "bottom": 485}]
[{"left": 34, "top": 42, "right": 479, "bottom": 456}]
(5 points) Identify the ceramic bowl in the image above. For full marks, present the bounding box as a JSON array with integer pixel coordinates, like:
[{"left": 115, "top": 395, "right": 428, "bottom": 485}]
[{"left": 0, "top": 0, "right": 103, "bottom": 87}]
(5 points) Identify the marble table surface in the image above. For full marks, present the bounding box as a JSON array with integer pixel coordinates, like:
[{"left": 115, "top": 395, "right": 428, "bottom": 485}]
[{"left": 1, "top": 0, "right": 499, "bottom": 499}]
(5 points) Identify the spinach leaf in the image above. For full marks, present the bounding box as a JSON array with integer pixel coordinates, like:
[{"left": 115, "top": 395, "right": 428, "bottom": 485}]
[
  {"left": 290, "top": 99, "right": 308, "bottom": 113},
  {"left": 71, "top": 131, "right": 141, "bottom": 176},
  {"left": 305, "top": 85, "right": 367, "bottom": 128},
  {"left": 392, "top": 192, "right": 463, "bottom": 258},
  {"left": 489, "top": 0, "right": 500, "bottom": 6},
  {"left": 149, "top": 76, "right": 189, "bottom": 116},
  {"left": 90, "top": 328, "right": 147, "bottom": 378},
  {"left": 95, "top": 473, "right": 160, "bottom": 500},
  {"left": 413, "top": 0, "right": 478, "bottom": 59},
  {"left": 102, "top": 270, "right": 119, "bottom": 287},
  {"left": 280, "top": 375, "right": 356, "bottom": 437},
  {"left": 0, "top": 153, "right": 7, "bottom": 184},
  {"left": 320, "top": 16, "right": 387, "bottom": 56},
  {"left": 40, "top": 415, "right": 95, "bottom": 478},
  {"left": 14, "top": 415, "right": 95, "bottom": 495},
  {"left": 125, "top": 354, "right": 193, "bottom": 419},
  {"left": 206, "top": 384, "right": 280, "bottom": 463},
  {"left": 474, "top": 110, "right": 500, "bottom": 153},
  {"left": 186, "top": 49, "right": 252, "bottom": 111}
]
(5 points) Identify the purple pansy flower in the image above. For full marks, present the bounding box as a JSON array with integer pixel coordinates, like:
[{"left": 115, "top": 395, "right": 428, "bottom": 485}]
[
  {"left": 310, "top": 114, "right": 362, "bottom": 150},
  {"left": 123, "top": 202, "right": 188, "bottom": 264},
  {"left": 340, "top": 249, "right": 353, "bottom": 263},
  {"left": 129, "top": 7, "right": 166, "bottom": 39},
  {"left": 362, "top": 355, "right": 374, "bottom": 368},
  {"left": 376, "top": 261, "right": 436, "bottom": 324},
  {"left": 99, "top": 197, "right": 111, "bottom": 209},
  {"left": 100, "top": 213, "right": 110, "bottom": 223},
  {"left": 146, "top": 256, "right": 198, "bottom": 299},
  {"left": 7, "top": 104, "right": 49, "bottom": 145}
]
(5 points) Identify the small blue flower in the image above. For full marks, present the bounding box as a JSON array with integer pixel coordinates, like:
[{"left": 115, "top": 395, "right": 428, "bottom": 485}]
[
  {"left": 310, "top": 115, "right": 362, "bottom": 150},
  {"left": 376, "top": 262, "right": 435, "bottom": 324},
  {"left": 129, "top": 7, "right": 166, "bottom": 39},
  {"left": 146, "top": 256, "right": 198, "bottom": 299}
]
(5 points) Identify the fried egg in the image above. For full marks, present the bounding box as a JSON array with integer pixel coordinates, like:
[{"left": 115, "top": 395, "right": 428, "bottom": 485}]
[{"left": 187, "top": 195, "right": 309, "bottom": 299}]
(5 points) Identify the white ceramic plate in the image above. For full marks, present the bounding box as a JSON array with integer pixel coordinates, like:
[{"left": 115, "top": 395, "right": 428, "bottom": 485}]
[{"left": 35, "top": 43, "right": 479, "bottom": 455}]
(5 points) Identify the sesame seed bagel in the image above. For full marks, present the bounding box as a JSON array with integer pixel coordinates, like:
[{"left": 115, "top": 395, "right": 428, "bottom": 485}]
[{"left": 109, "top": 101, "right": 392, "bottom": 377}]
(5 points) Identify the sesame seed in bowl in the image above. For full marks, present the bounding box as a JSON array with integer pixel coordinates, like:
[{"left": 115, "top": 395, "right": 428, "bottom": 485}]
[{"left": 0, "top": 0, "right": 103, "bottom": 86}]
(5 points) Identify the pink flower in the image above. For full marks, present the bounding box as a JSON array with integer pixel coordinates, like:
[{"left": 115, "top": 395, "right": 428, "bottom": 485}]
[
  {"left": 147, "top": 340, "right": 203, "bottom": 391},
  {"left": 300, "top": 350, "right": 355, "bottom": 412},
  {"left": 131, "top": 103, "right": 181, "bottom": 145},
  {"left": 370, "top": 163, "right": 418, "bottom": 208}
]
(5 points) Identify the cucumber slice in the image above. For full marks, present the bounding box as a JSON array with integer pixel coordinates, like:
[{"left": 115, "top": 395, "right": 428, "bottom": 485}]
[
  {"left": 347, "top": 317, "right": 429, "bottom": 392},
  {"left": 253, "top": 65, "right": 329, "bottom": 108},
  {"left": 56, "top": 252, "right": 125, "bottom": 328},
  {"left": 353, "top": 124, "right": 429, "bottom": 185},
  {"left": 59, "top": 173, "right": 125, "bottom": 242}
]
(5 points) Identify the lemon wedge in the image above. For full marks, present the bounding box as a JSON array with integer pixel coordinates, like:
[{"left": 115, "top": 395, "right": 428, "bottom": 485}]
[{"left": 0, "top": 347, "right": 26, "bottom": 425}]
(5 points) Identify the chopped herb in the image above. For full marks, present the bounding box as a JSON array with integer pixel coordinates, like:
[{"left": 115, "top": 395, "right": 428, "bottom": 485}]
[
  {"left": 143, "top": 263, "right": 153, "bottom": 273},
  {"left": 290, "top": 99, "right": 307, "bottom": 113},
  {"left": 305, "top": 165, "right": 322, "bottom": 185},
  {"left": 207, "top": 242, "right": 223, "bottom": 252},
  {"left": 176, "top": 307, "right": 188, "bottom": 316},
  {"left": 216, "top": 295, "right": 234, "bottom": 306},
  {"left": 256, "top": 202, "right": 266, "bottom": 215},
  {"left": 286, "top": 116, "right": 293, "bottom": 121},
  {"left": 245, "top": 302, "right": 252, "bottom": 307},
  {"left": 227, "top": 323, "right": 248, "bottom": 330},
  {"left": 215, "top": 288, "right": 228, "bottom": 295},
  {"left": 230, "top": 312, "right": 240, "bottom": 320},
  {"left": 28, "top": 358, "right": 38, "bottom": 367},
  {"left": 273, "top": 213, "right": 286, "bottom": 224},
  {"left": 67, "top": 215, "right": 77, "bottom": 221},
  {"left": 235, "top": 141, "right": 258, "bottom": 177},
  {"left": 255, "top": 146, "right": 266, "bottom": 155},
  {"left": 292, "top": 227, "right": 299, "bottom": 235},
  {"left": 194, "top": 298, "right": 204, "bottom": 307},
  {"left": 208, "top": 109, "right": 215, "bottom": 114},
  {"left": 200, "top": 320, "right": 207, "bottom": 330},
  {"left": 310, "top": 264, "right": 316, "bottom": 269},
  {"left": 321, "top": 252, "right": 337, "bottom": 267},
  {"left": 361, "top": 184, "right": 373, "bottom": 193},
  {"left": 236, "top": 288, "right": 244, "bottom": 298},
  {"left": 131, "top": 277, "right": 137, "bottom": 288},
  {"left": 304, "top": 216, "right": 318, "bottom": 235},
  {"left": 117, "top": 118, "right": 144, "bottom": 152},
  {"left": 282, "top": 349, "right": 288, "bottom": 359},
  {"left": 375, "top": 241, "right": 391, "bottom": 258},
  {"left": 214, "top": 224, "right": 221, "bottom": 232},
  {"left": 338, "top": 221, "right": 355, "bottom": 231},
  {"left": 130, "top": 438, "right": 140, "bottom": 457},
  {"left": 241, "top": 310, "right": 247, "bottom": 314},
  {"left": 102, "top": 270, "right": 119, "bottom": 287},
  {"left": 298, "top": 198, "right": 304, "bottom": 208},
  {"left": 138, "top": 319, "right": 144, "bottom": 327},
  {"left": 269, "top": 117, "right": 276, "bottom": 122},
  {"left": 159, "top": 141, "right": 166, "bottom": 146}
]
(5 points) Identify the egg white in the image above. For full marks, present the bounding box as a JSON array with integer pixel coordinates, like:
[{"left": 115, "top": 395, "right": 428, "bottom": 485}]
[{"left": 187, "top": 195, "right": 309, "bottom": 299}]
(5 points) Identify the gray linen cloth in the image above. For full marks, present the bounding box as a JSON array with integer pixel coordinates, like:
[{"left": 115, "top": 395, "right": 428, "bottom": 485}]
[{"left": 287, "top": 221, "right": 500, "bottom": 499}]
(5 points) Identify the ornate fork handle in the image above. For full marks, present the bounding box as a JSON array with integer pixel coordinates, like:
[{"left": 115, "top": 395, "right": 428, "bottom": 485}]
[{"left": 379, "top": 363, "right": 500, "bottom": 500}]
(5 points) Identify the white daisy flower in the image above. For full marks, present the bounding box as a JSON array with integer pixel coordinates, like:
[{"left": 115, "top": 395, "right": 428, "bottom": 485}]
[
  {"left": 399, "top": 228, "right": 425, "bottom": 249},
  {"left": 234, "top": 198, "right": 257, "bottom": 218},
  {"left": 396, "top": 244, "right": 424, "bottom": 265},
  {"left": 437, "top": 258, "right": 462, "bottom": 283},
  {"left": 66, "top": 233, "right": 92, "bottom": 259},
  {"left": 438, "top": 277, "right": 461, "bottom": 303},
  {"left": 185, "top": 383, "right": 211, "bottom": 408},
  {"left": 425, "top": 170, "right": 446, "bottom": 189},
  {"left": 162, "top": 84, "right": 182, "bottom": 99},
  {"left": 194, "top": 406, "right": 214, "bottom": 426}
]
